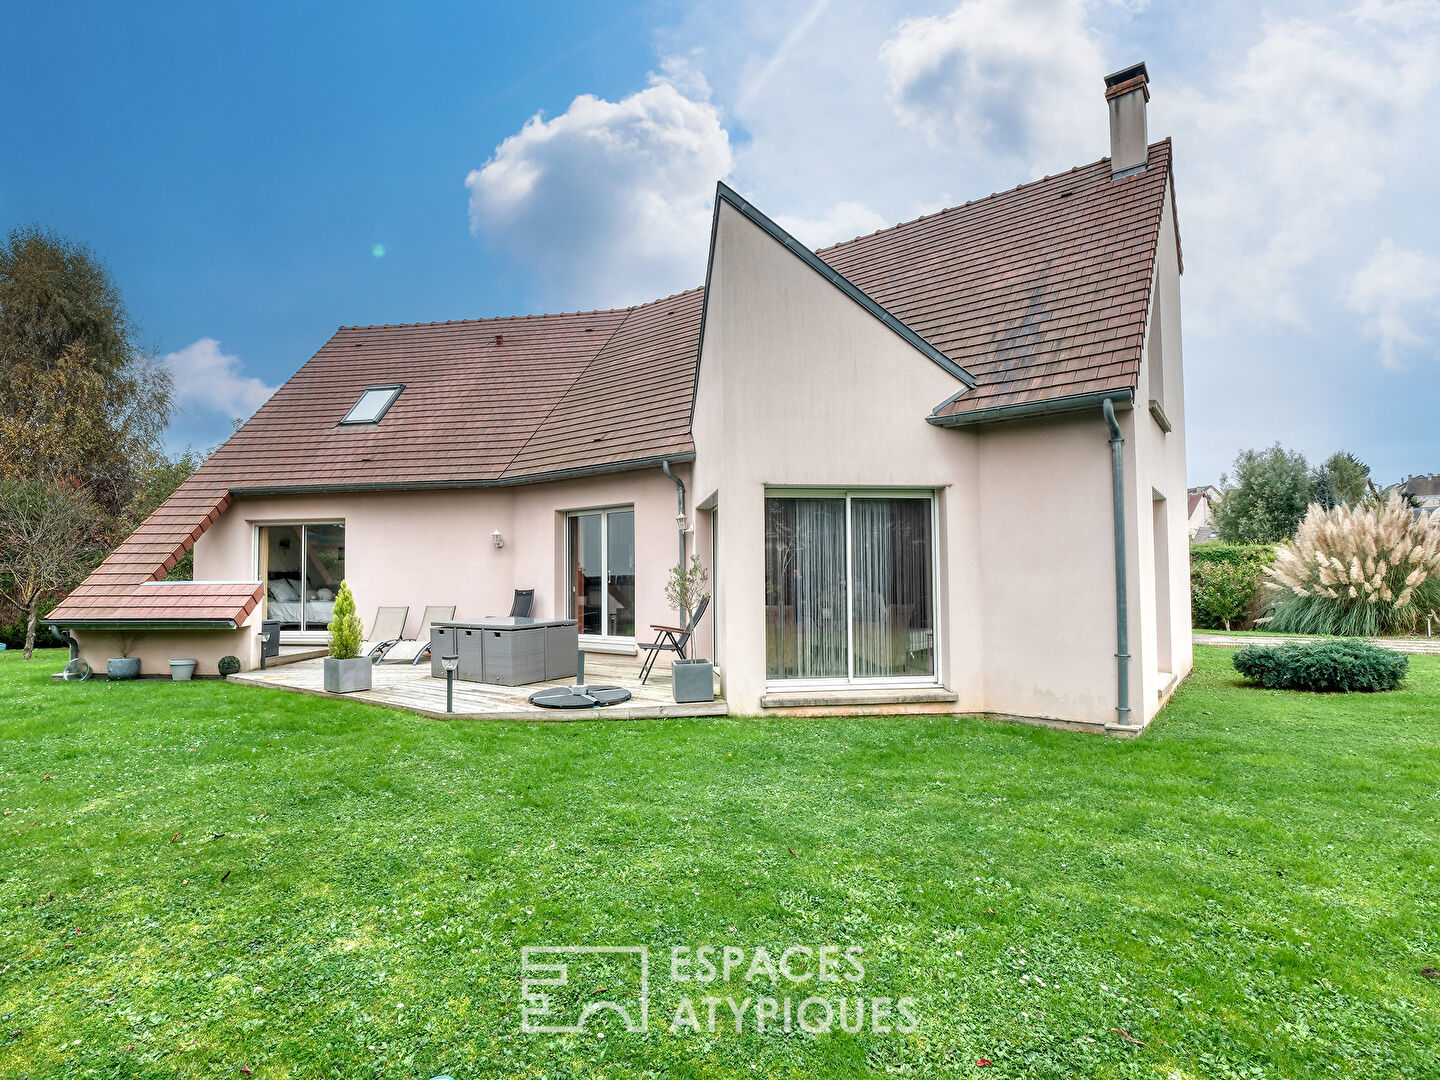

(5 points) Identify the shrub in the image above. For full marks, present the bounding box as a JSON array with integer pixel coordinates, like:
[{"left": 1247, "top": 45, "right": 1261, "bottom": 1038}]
[
  {"left": 217, "top": 655, "right": 240, "bottom": 677},
  {"left": 328, "top": 580, "right": 363, "bottom": 660},
  {"left": 1233, "top": 639, "right": 1408, "bottom": 692},
  {"left": 1190, "top": 544, "right": 1275, "bottom": 630},
  {"left": 1263, "top": 493, "right": 1440, "bottom": 636}
]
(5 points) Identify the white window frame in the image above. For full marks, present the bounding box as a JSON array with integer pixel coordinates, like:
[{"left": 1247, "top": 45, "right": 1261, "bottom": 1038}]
[
  {"left": 252, "top": 520, "right": 346, "bottom": 643},
  {"left": 340, "top": 384, "right": 403, "bottom": 425},
  {"left": 763, "top": 487, "right": 941, "bottom": 692},
  {"left": 565, "top": 504, "right": 637, "bottom": 649}
]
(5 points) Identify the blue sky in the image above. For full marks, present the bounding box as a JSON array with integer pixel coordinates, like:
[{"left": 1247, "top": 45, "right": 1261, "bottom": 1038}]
[{"left": 3, "top": 0, "right": 1437, "bottom": 484}]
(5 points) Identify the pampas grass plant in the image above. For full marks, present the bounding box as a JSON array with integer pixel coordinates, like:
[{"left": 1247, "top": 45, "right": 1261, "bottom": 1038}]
[{"left": 1263, "top": 493, "right": 1440, "bottom": 636}]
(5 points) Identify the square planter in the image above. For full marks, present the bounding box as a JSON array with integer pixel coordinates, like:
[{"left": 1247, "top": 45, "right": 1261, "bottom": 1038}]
[
  {"left": 324, "top": 656, "right": 372, "bottom": 694},
  {"left": 672, "top": 658, "right": 715, "bottom": 703},
  {"left": 106, "top": 657, "right": 141, "bottom": 681}
]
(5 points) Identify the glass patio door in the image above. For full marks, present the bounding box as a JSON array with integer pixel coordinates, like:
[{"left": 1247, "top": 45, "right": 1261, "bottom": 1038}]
[
  {"left": 567, "top": 507, "right": 635, "bottom": 639},
  {"left": 764, "top": 492, "right": 936, "bottom": 684}
]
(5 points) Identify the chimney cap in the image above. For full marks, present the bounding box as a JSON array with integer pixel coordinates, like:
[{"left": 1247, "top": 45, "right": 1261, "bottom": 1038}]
[
  {"left": 1104, "top": 61, "right": 1149, "bottom": 89},
  {"left": 1104, "top": 61, "right": 1150, "bottom": 102}
]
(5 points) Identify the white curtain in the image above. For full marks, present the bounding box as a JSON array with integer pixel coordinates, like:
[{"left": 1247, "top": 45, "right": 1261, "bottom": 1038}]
[
  {"left": 765, "top": 498, "right": 847, "bottom": 678},
  {"left": 851, "top": 498, "right": 933, "bottom": 678}
]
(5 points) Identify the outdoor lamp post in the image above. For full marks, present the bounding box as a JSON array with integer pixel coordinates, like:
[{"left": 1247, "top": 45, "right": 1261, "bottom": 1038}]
[
  {"left": 258, "top": 631, "right": 271, "bottom": 670},
  {"left": 441, "top": 655, "right": 459, "bottom": 713}
]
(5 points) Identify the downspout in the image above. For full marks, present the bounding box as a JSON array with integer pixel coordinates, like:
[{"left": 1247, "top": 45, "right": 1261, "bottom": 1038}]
[
  {"left": 1102, "top": 398, "right": 1132, "bottom": 726},
  {"left": 50, "top": 624, "right": 80, "bottom": 663},
  {"left": 661, "top": 460, "right": 688, "bottom": 621}
]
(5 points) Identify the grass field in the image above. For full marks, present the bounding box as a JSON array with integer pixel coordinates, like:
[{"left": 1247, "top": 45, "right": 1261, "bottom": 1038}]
[{"left": 2, "top": 647, "right": 1438, "bottom": 1079}]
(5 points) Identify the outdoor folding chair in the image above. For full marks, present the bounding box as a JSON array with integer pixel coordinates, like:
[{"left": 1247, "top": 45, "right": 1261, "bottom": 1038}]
[
  {"left": 375, "top": 605, "right": 456, "bottom": 664},
  {"left": 361, "top": 606, "right": 410, "bottom": 662},
  {"left": 638, "top": 595, "right": 709, "bottom": 684}
]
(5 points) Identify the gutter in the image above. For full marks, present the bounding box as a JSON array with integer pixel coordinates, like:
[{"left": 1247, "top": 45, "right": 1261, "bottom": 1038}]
[
  {"left": 226, "top": 452, "right": 696, "bottom": 497},
  {"left": 928, "top": 388, "right": 1134, "bottom": 428},
  {"left": 1102, "top": 397, "right": 1132, "bottom": 727},
  {"left": 43, "top": 619, "right": 240, "bottom": 631},
  {"left": 50, "top": 624, "right": 80, "bottom": 662}
]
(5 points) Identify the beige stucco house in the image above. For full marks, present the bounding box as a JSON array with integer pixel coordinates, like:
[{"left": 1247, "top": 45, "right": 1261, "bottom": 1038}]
[{"left": 50, "top": 62, "right": 1191, "bottom": 734}]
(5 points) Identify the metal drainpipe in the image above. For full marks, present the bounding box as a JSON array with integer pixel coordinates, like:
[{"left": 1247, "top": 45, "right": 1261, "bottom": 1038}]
[
  {"left": 1102, "top": 398, "right": 1132, "bottom": 726},
  {"left": 661, "top": 460, "right": 688, "bottom": 619},
  {"left": 50, "top": 624, "right": 80, "bottom": 663}
]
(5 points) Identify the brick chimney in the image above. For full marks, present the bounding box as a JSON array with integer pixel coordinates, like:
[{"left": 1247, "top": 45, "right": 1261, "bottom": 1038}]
[{"left": 1104, "top": 62, "right": 1149, "bottom": 178}]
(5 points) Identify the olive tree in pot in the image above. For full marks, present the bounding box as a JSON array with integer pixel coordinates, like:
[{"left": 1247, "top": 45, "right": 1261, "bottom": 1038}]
[
  {"left": 323, "top": 581, "right": 371, "bottom": 693},
  {"left": 665, "top": 555, "right": 713, "bottom": 703}
]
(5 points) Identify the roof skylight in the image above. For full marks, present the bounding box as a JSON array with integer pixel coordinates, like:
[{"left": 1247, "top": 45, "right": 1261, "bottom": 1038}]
[{"left": 341, "top": 385, "right": 403, "bottom": 425}]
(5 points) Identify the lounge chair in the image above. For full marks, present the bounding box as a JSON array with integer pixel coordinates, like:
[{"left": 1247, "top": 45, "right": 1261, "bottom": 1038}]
[
  {"left": 376, "top": 605, "right": 457, "bottom": 665},
  {"left": 638, "top": 596, "right": 710, "bottom": 684},
  {"left": 361, "top": 606, "right": 409, "bottom": 662}
]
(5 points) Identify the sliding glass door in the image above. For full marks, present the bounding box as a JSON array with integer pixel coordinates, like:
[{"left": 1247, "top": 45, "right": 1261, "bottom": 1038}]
[
  {"left": 259, "top": 523, "right": 345, "bottom": 632},
  {"left": 765, "top": 492, "right": 935, "bottom": 684},
  {"left": 567, "top": 507, "right": 635, "bottom": 639}
]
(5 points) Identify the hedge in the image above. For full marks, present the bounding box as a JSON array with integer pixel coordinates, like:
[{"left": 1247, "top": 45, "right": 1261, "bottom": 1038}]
[{"left": 1233, "top": 639, "right": 1408, "bottom": 693}]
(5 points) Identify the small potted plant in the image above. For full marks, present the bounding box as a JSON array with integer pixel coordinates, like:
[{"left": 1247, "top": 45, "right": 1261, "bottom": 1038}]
[
  {"left": 665, "top": 555, "right": 713, "bottom": 703},
  {"left": 106, "top": 633, "right": 142, "bottom": 680},
  {"left": 323, "top": 580, "right": 371, "bottom": 693},
  {"left": 217, "top": 655, "right": 241, "bottom": 678}
]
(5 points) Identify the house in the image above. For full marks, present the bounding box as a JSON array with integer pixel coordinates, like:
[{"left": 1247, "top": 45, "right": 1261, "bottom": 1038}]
[
  {"left": 1187, "top": 484, "right": 1220, "bottom": 541},
  {"left": 1401, "top": 474, "right": 1440, "bottom": 518},
  {"left": 49, "top": 62, "right": 1191, "bottom": 734}
]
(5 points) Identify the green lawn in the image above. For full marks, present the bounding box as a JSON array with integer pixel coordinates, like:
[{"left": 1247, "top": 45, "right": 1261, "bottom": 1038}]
[{"left": 2, "top": 649, "right": 1438, "bottom": 1079}]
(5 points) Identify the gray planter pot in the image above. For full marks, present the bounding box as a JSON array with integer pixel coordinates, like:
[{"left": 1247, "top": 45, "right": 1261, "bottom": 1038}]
[
  {"left": 672, "top": 658, "right": 715, "bottom": 703},
  {"left": 168, "top": 658, "right": 198, "bottom": 681},
  {"left": 324, "top": 656, "right": 372, "bottom": 694},
  {"left": 106, "top": 657, "right": 141, "bottom": 681}
]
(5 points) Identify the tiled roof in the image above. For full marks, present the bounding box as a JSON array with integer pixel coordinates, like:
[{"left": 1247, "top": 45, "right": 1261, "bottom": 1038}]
[
  {"left": 51, "top": 141, "right": 1176, "bottom": 625},
  {"left": 822, "top": 140, "right": 1175, "bottom": 419}
]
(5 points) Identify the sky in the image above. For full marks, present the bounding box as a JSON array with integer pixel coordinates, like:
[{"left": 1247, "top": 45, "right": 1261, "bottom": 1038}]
[{"left": 2, "top": 0, "right": 1437, "bottom": 484}]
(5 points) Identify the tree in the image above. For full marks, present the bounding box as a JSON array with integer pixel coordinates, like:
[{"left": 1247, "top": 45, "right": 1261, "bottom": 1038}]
[
  {"left": 1191, "top": 560, "right": 1261, "bottom": 632},
  {"left": 0, "top": 480, "right": 102, "bottom": 657},
  {"left": 328, "top": 581, "right": 363, "bottom": 659},
  {"left": 1318, "top": 451, "right": 1370, "bottom": 507},
  {"left": 0, "top": 224, "right": 173, "bottom": 515},
  {"left": 1213, "top": 444, "right": 1313, "bottom": 544}
]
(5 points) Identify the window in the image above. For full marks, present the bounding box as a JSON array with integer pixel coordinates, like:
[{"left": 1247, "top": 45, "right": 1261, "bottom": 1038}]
[
  {"left": 567, "top": 507, "right": 635, "bottom": 639},
  {"left": 259, "top": 523, "right": 345, "bottom": 631},
  {"left": 765, "top": 491, "right": 936, "bottom": 684},
  {"left": 341, "top": 385, "right": 403, "bottom": 425}
]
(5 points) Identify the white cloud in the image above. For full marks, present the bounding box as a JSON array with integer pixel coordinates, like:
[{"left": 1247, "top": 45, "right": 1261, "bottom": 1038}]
[
  {"left": 879, "top": 0, "right": 1107, "bottom": 175},
  {"left": 465, "top": 70, "right": 733, "bottom": 308},
  {"left": 1162, "top": 2, "right": 1440, "bottom": 331},
  {"left": 775, "top": 201, "right": 890, "bottom": 248},
  {"left": 161, "top": 338, "right": 276, "bottom": 421},
  {"left": 1346, "top": 239, "right": 1440, "bottom": 368}
]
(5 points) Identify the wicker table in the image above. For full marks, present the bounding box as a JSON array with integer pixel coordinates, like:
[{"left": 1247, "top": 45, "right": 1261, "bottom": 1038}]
[{"left": 430, "top": 618, "right": 579, "bottom": 686}]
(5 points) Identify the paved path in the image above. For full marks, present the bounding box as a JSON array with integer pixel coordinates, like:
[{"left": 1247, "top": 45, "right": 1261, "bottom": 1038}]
[{"left": 1195, "top": 633, "right": 1440, "bottom": 655}]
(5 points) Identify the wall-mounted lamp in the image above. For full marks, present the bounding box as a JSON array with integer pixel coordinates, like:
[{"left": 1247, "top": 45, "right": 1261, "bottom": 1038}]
[
  {"left": 675, "top": 512, "right": 687, "bottom": 531},
  {"left": 491, "top": 530, "right": 504, "bottom": 549}
]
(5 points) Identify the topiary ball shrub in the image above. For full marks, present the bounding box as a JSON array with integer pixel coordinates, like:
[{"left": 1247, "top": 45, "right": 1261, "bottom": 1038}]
[
  {"left": 217, "top": 655, "right": 241, "bottom": 678},
  {"left": 1233, "top": 639, "right": 1408, "bottom": 693}
]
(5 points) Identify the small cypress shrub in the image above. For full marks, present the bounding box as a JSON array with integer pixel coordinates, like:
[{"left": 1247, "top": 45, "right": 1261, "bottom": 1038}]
[
  {"left": 328, "top": 580, "right": 363, "bottom": 660},
  {"left": 1233, "top": 639, "right": 1408, "bottom": 692},
  {"left": 217, "top": 655, "right": 241, "bottom": 677}
]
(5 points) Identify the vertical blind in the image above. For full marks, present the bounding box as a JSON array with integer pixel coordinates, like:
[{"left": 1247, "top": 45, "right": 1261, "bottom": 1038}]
[{"left": 765, "top": 494, "right": 935, "bottom": 682}]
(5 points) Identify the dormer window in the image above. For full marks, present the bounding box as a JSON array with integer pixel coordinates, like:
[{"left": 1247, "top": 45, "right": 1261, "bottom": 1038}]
[{"left": 341, "top": 385, "right": 403, "bottom": 425}]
